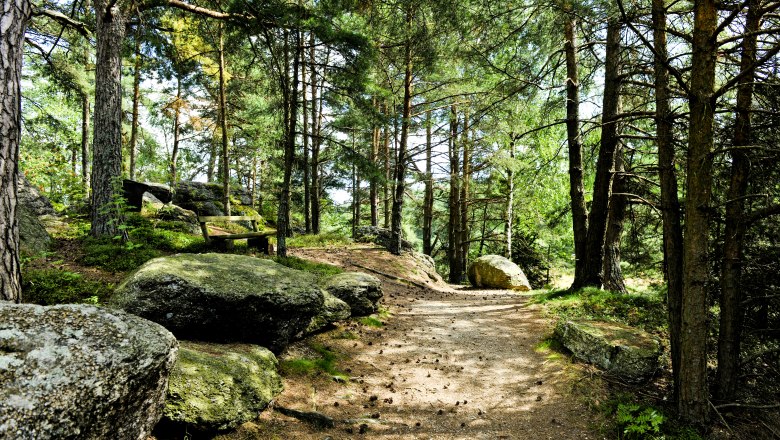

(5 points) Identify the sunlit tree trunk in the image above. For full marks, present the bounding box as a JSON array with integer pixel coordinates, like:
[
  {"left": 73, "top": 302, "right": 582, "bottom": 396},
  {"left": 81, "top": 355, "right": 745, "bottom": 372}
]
[
  {"left": 129, "top": 33, "right": 141, "bottom": 180},
  {"left": 371, "top": 96, "right": 380, "bottom": 227},
  {"left": 716, "top": 0, "right": 760, "bottom": 402},
  {"left": 603, "top": 150, "right": 627, "bottom": 294},
  {"left": 0, "top": 0, "right": 30, "bottom": 302},
  {"left": 91, "top": 0, "right": 129, "bottom": 239},
  {"left": 310, "top": 34, "right": 321, "bottom": 234},
  {"left": 679, "top": 0, "right": 717, "bottom": 423},
  {"left": 217, "top": 24, "right": 230, "bottom": 216},
  {"left": 302, "top": 34, "right": 311, "bottom": 233}
]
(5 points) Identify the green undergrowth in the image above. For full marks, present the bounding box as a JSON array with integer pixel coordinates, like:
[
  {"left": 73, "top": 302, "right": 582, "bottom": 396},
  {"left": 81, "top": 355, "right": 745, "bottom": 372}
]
[
  {"left": 22, "top": 268, "right": 113, "bottom": 305},
  {"left": 272, "top": 255, "right": 343, "bottom": 280},
  {"left": 533, "top": 286, "right": 667, "bottom": 333},
  {"left": 286, "top": 232, "right": 352, "bottom": 248},
  {"left": 279, "top": 343, "right": 348, "bottom": 381},
  {"left": 599, "top": 393, "right": 703, "bottom": 440},
  {"left": 358, "top": 316, "right": 383, "bottom": 328}
]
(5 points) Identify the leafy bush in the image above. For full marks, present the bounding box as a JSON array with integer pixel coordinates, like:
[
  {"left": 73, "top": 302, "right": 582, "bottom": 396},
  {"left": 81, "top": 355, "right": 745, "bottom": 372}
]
[
  {"left": 22, "top": 268, "right": 113, "bottom": 305},
  {"left": 616, "top": 403, "right": 664, "bottom": 439},
  {"left": 286, "top": 232, "right": 352, "bottom": 248},
  {"left": 273, "top": 256, "right": 343, "bottom": 280}
]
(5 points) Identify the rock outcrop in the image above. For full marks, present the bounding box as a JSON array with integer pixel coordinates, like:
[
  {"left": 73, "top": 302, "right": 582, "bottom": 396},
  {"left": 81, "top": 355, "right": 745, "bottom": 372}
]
[
  {"left": 353, "top": 226, "right": 413, "bottom": 252},
  {"left": 0, "top": 303, "right": 177, "bottom": 439},
  {"left": 110, "top": 254, "right": 324, "bottom": 352},
  {"left": 467, "top": 254, "right": 532, "bottom": 291},
  {"left": 18, "top": 204, "right": 50, "bottom": 256},
  {"left": 172, "top": 181, "right": 253, "bottom": 216},
  {"left": 554, "top": 319, "right": 661, "bottom": 381},
  {"left": 17, "top": 174, "right": 56, "bottom": 216},
  {"left": 322, "top": 272, "right": 383, "bottom": 316},
  {"left": 163, "top": 341, "right": 283, "bottom": 432},
  {"left": 306, "top": 291, "right": 351, "bottom": 334},
  {"left": 123, "top": 180, "right": 173, "bottom": 212}
]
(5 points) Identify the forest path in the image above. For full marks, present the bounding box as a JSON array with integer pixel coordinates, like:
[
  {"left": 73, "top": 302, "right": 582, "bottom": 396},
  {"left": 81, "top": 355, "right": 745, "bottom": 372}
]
[{"left": 223, "top": 247, "right": 604, "bottom": 440}]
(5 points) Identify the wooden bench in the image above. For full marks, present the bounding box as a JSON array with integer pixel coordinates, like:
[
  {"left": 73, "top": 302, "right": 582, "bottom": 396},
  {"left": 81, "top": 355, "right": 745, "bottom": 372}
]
[{"left": 198, "top": 216, "right": 276, "bottom": 254}]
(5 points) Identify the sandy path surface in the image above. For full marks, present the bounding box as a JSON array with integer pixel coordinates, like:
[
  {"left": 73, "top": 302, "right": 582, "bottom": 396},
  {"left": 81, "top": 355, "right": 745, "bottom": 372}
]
[{"left": 221, "top": 247, "right": 604, "bottom": 439}]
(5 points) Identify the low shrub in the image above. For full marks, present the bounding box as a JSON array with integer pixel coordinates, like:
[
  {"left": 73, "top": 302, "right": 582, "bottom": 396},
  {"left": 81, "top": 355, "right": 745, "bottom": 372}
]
[
  {"left": 22, "top": 268, "right": 113, "bottom": 305},
  {"left": 273, "top": 255, "right": 343, "bottom": 280},
  {"left": 286, "top": 232, "right": 352, "bottom": 248}
]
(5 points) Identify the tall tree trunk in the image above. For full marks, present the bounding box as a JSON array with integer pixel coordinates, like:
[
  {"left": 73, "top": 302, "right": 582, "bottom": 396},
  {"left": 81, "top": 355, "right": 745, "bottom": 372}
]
[
  {"left": 423, "top": 108, "right": 434, "bottom": 255},
  {"left": 129, "top": 33, "right": 141, "bottom": 181},
  {"left": 81, "top": 93, "right": 90, "bottom": 195},
  {"left": 218, "top": 25, "right": 230, "bottom": 216},
  {"left": 370, "top": 96, "right": 380, "bottom": 227},
  {"left": 459, "top": 111, "right": 471, "bottom": 275},
  {"left": 91, "top": 0, "right": 128, "bottom": 239},
  {"left": 170, "top": 77, "right": 182, "bottom": 186},
  {"left": 506, "top": 135, "right": 515, "bottom": 258},
  {"left": 277, "top": 31, "right": 300, "bottom": 257},
  {"left": 602, "top": 150, "right": 627, "bottom": 294},
  {"left": 448, "top": 105, "right": 462, "bottom": 282},
  {"left": 679, "top": 0, "right": 717, "bottom": 423},
  {"left": 383, "top": 101, "right": 391, "bottom": 229},
  {"left": 653, "top": 0, "right": 684, "bottom": 404},
  {"left": 564, "top": 14, "right": 588, "bottom": 289},
  {"left": 389, "top": 10, "right": 413, "bottom": 256},
  {"left": 207, "top": 139, "right": 217, "bottom": 182},
  {"left": 310, "top": 34, "right": 321, "bottom": 234},
  {"left": 580, "top": 18, "right": 622, "bottom": 289},
  {"left": 716, "top": 0, "right": 760, "bottom": 402},
  {"left": 0, "top": 0, "right": 30, "bottom": 302},
  {"left": 302, "top": 34, "right": 311, "bottom": 234}
]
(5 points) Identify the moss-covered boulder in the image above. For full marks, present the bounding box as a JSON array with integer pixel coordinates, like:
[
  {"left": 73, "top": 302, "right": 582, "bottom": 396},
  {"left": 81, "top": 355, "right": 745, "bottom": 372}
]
[
  {"left": 163, "top": 341, "right": 283, "bottom": 432},
  {"left": 554, "top": 319, "right": 661, "bottom": 381},
  {"left": 110, "top": 254, "right": 324, "bottom": 352},
  {"left": 306, "top": 291, "right": 351, "bottom": 334},
  {"left": 322, "top": 272, "right": 383, "bottom": 316},
  {"left": 172, "top": 181, "right": 253, "bottom": 216},
  {"left": 18, "top": 204, "right": 50, "bottom": 256},
  {"left": 467, "top": 254, "right": 532, "bottom": 291},
  {"left": 0, "top": 304, "right": 177, "bottom": 439}
]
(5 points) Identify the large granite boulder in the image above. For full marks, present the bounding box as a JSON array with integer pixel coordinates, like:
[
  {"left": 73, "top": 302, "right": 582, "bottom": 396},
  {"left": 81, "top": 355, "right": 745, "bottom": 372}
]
[
  {"left": 323, "top": 272, "right": 383, "bottom": 316},
  {"left": 110, "top": 254, "right": 324, "bottom": 352},
  {"left": 17, "top": 174, "right": 56, "bottom": 216},
  {"left": 0, "top": 303, "right": 177, "bottom": 439},
  {"left": 123, "top": 180, "right": 173, "bottom": 212},
  {"left": 467, "top": 254, "right": 532, "bottom": 291},
  {"left": 354, "top": 226, "right": 413, "bottom": 252},
  {"left": 163, "top": 341, "right": 283, "bottom": 432},
  {"left": 409, "top": 251, "right": 444, "bottom": 284},
  {"left": 554, "top": 319, "right": 662, "bottom": 381},
  {"left": 18, "top": 204, "right": 50, "bottom": 256},
  {"left": 173, "top": 181, "right": 253, "bottom": 216},
  {"left": 306, "top": 291, "right": 351, "bottom": 334}
]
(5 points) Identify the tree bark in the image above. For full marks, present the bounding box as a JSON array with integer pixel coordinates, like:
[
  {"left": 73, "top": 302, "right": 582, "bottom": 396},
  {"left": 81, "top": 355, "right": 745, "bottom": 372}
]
[
  {"left": 0, "top": 0, "right": 30, "bottom": 302},
  {"left": 91, "top": 0, "right": 128, "bottom": 239},
  {"left": 448, "top": 105, "right": 462, "bottom": 282},
  {"left": 716, "top": 0, "right": 760, "bottom": 402},
  {"left": 170, "top": 76, "right": 181, "bottom": 186},
  {"left": 505, "top": 136, "right": 515, "bottom": 258},
  {"left": 218, "top": 24, "right": 230, "bottom": 216},
  {"left": 679, "top": 0, "right": 717, "bottom": 423},
  {"left": 459, "top": 111, "right": 471, "bottom": 275},
  {"left": 383, "top": 101, "right": 391, "bottom": 229},
  {"left": 602, "top": 150, "right": 627, "bottom": 294},
  {"left": 310, "top": 33, "right": 321, "bottom": 234},
  {"left": 389, "top": 10, "right": 413, "bottom": 256},
  {"left": 81, "top": 93, "right": 90, "bottom": 194},
  {"left": 302, "top": 35, "right": 311, "bottom": 234},
  {"left": 129, "top": 33, "right": 141, "bottom": 181},
  {"left": 370, "top": 96, "right": 380, "bottom": 227},
  {"left": 277, "top": 31, "right": 300, "bottom": 257},
  {"left": 579, "top": 18, "right": 622, "bottom": 289},
  {"left": 652, "top": 0, "right": 684, "bottom": 404},
  {"left": 564, "top": 14, "right": 588, "bottom": 289},
  {"left": 423, "top": 108, "right": 434, "bottom": 255}
]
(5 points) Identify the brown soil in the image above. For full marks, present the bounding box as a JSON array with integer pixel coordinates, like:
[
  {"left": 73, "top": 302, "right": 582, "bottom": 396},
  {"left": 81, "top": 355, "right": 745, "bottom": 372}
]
[{"left": 219, "top": 246, "right": 608, "bottom": 440}]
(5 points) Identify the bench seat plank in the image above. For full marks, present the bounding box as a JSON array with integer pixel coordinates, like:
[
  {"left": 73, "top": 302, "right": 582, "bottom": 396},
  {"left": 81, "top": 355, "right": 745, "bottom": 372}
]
[{"left": 209, "top": 230, "right": 276, "bottom": 240}]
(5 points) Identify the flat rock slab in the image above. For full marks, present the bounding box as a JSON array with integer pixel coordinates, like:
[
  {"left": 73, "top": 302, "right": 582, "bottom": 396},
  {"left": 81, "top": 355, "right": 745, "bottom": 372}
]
[
  {"left": 110, "top": 253, "right": 324, "bottom": 352},
  {"left": 0, "top": 304, "right": 177, "bottom": 440},
  {"left": 163, "top": 341, "right": 283, "bottom": 432},
  {"left": 467, "top": 254, "right": 532, "bottom": 291},
  {"left": 554, "top": 319, "right": 661, "bottom": 381}
]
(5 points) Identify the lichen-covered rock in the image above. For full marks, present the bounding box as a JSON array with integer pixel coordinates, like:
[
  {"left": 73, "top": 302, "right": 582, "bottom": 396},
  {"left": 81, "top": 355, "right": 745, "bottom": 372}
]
[
  {"left": 110, "top": 254, "right": 324, "bottom": 352},
  {"left": 155, "top": 203, "right": 200, "bottom": 234},
  {"left": 172, "top": 181, "right": 252, "bottom": 216},
  {"left": 17, "top": 174, "right": 56, "bottom": 216},
  {"left": 18, "top": 204, "right": 50, "bottom": 256},
  {"left": 123, "top": 179, "right": 173, "bottom": 212},
  {"left": 0, "top": 303, "right": 177, "bottom": 439},
  {"left": 409, "top": 251, "right": 444, "bottom": 284},
  {"left": 353, "top": 226, "right": 413, "bottom": 252},
  {"left": 323, "top": 272, "right": 383, "bottom": 316},
  {"left": 554, "top": 319, "right": 661, "bottom": 381},
  {"left": 306, "top": 291, "right": 351, "bottom": 334},
  {"left": 467, "top": 254, "right": 532, "bottom": 291},
  {"left": 163, "top": 341, "right": 283, "bottom": 432}
]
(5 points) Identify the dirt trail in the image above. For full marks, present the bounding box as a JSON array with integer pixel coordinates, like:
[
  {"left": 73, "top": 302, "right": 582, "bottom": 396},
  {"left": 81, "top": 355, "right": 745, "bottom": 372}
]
[{"left": 224, "top": 247, "right": 605, "bottom": 440}]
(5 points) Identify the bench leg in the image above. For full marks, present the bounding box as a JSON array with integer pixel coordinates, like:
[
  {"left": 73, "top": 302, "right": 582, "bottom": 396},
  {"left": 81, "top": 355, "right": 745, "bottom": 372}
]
[
  {"left": 214, "top": 240, "right": 234, "bottom": 252},
  {"left": 248, "top": 236, "right": 270, "bottom": 255}
]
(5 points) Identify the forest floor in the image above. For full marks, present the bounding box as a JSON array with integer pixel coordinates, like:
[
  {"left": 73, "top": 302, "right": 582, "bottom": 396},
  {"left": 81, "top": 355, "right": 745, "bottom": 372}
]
[{"left": 217, "top": 246, "right": 609, "bottom": 440}]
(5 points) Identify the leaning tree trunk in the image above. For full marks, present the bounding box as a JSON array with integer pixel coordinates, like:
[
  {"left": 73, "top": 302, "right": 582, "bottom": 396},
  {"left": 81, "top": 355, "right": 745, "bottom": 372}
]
[
  {"left": 652, "top": 0, "right": 684, "bottom": 404},
  {"left": 129, "top": 33, "right": 141, "bottom": 180},
  {"left": 563, "top": 14, "right": 588, "bottom": 289},
  {"left": 423, "top": 108, "right": 434, "bottom": 255},
  {"left": 91, "top": 0, "right": 129, "bottom": 239},
  {"left": 389, "top": 13, "right": 413, "bottom": 256},
  {"left": 581, "top": 17, "right": 622, "bottom": 289},
  {"left": 679, "top": 0, "right": 717, "bottom": 423},
  {"left": 0, "top": 0, "right": 30, "bottom": 302},
  {"left": 716, "top": 0, "right": 760, "bottom": 402}
]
